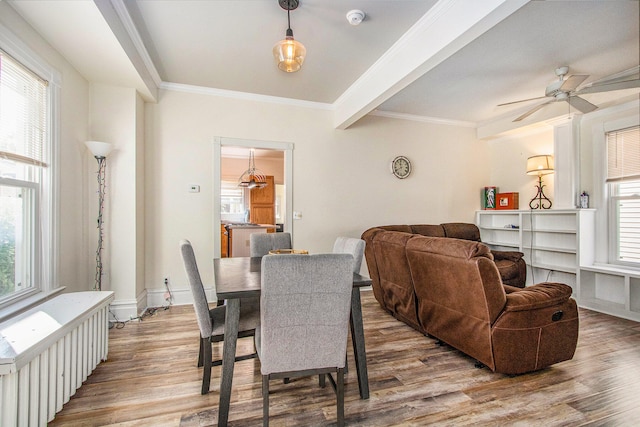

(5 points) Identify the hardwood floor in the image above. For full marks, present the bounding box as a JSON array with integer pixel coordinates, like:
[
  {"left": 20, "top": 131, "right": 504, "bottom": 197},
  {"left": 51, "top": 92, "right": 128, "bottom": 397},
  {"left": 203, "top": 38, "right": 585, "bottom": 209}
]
[{"left": 49, "top": 290, "right": 640, "bottom": 426}]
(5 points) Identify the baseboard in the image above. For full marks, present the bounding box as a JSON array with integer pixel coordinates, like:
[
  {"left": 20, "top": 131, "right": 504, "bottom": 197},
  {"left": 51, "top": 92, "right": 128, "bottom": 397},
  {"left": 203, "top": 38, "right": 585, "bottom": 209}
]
[{"left": 146, "top": 286, "right": 216, "bottom": 308}]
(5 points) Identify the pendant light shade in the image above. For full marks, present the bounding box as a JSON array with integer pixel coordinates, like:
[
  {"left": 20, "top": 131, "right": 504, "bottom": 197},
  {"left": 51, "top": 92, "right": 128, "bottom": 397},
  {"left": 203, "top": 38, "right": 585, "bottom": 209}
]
[
  {"left": 274, "top": 0, "right": 305, "bottom": 73},
  {"left": 273, "top": 29, "right": 306, "bottom": 72}
]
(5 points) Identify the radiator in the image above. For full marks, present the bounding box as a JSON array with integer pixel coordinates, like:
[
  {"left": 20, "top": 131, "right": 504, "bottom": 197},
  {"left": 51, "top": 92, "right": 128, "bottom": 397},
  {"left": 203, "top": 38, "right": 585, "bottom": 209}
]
[{"left": 0, "top": 291, "right": 115, "bottom": 427}]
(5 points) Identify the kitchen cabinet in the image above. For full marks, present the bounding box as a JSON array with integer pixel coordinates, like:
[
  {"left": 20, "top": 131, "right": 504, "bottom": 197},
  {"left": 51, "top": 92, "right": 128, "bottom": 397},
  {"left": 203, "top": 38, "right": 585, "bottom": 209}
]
[
  {"left": 221, "top": 224, "right": 228, "bottom": 258},
  {"left": 250, "top": 176, "right": 275, "bottom": 226}
]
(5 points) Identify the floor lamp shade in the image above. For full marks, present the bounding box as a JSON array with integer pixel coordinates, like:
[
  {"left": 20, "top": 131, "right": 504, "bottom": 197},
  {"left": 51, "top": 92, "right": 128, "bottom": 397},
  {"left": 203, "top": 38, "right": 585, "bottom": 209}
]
[{"left": 85, "top": 140, "right": 113, "bottom": 158}]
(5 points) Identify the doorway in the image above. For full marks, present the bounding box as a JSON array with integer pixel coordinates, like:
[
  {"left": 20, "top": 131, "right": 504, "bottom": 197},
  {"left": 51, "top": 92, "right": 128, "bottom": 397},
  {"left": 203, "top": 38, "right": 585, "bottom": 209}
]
[{"left": 213, "top": 137, "right": 293, "bottom": 258}]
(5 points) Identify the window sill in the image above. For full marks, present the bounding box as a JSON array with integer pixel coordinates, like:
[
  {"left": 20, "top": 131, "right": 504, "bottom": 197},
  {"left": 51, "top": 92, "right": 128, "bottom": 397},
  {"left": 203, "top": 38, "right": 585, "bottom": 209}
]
[
  {"left": 581, "top": 264, "right": 640, "bottom": 277},
  {"left": 0, "top": 286, "right": 66, "bottom": 323}
]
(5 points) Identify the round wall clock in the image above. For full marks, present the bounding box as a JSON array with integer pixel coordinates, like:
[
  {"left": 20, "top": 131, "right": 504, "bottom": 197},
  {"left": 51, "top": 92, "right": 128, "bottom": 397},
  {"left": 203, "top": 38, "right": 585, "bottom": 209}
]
[{"left": 391, "top": 156, "right": 412, "bottom": 179}]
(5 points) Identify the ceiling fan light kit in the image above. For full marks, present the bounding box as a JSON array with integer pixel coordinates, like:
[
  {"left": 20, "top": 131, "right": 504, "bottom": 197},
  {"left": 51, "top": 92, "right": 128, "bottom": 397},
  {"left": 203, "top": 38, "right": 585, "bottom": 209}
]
[
  {"left": 273, "top": 0, "right": 306, "bottom": 73},
  {"left": 500, "top": 66, "right": 640, "bottom": 122}
]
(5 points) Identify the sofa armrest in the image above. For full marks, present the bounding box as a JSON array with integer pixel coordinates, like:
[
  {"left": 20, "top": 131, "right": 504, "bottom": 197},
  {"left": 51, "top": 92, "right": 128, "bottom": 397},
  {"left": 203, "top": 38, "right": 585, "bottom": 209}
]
[
  {"left": 492, "top": 250, "right": 524, "bottom": 262},
  {"left": 504, "top": 282, "right": 573, "bottom": 312},
  {"left": 503, "top": 284, "right": 522, "bottom": 294}
]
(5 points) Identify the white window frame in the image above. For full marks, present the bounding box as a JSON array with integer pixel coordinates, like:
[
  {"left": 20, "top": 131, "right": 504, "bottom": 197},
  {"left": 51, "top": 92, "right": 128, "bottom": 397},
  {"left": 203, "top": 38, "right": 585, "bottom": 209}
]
[
  {"left": 0, "top": 22, "right": 60, "bottom": 316},
  {"left": 606, "top": 125, "right": 640, "bottom": 268},
  {"left": 593, "top": 113, "right": 640, "bottom": 270}
]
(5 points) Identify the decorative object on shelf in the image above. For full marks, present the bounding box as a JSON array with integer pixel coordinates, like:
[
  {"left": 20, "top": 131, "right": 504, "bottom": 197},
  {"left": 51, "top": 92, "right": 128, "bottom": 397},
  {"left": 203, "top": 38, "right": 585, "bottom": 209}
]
[
  {"left": 526, "top": 154, "right": 554, "bottom": 209},
  {"left": 85, "top": 140, "right": 113, "bottom": 291},
  {"left": 483, "top": 186, "right": 497, "bottom": 209},
  {"left": 579, "top": 191, "right": 589, "bottom": 208},
  {"left": 496, "top": 192, "right": 519, "bottom": 210},
  {"left": 238, "top": 149, "right": 268, "bottom": 189},
  {"left": 273, "top": 0, "right": 306, "bottom": 73},
  {"left": 391, "top": 155, "right": 411, "bottom": 179}
]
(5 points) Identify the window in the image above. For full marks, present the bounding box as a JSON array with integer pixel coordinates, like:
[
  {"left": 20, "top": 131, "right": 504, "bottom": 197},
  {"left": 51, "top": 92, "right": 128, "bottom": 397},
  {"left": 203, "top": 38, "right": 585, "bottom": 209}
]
[
  {"left": 607, "top": 125, "right": 640, "bottom": 266},
  {"left": 220, "top": 181, "right": 247, "bottom": 222},
  {"left": 0, "top": 46, "right": 53, "bottom": 306}
]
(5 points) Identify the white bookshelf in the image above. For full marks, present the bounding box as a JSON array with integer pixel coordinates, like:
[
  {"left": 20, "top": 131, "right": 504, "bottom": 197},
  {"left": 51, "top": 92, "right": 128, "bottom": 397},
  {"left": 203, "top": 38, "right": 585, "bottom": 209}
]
[{"left": 478, "top": 209, "right": 640, "bottom": 321}]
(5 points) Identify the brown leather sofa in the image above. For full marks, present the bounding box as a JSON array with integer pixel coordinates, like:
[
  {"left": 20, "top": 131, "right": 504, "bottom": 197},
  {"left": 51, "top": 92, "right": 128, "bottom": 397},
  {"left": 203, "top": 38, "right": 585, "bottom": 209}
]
[
  {"left": 376, "top": 223, "right": 526, "bottom": 288},
  {"left": 361, "top": 227, "right": 579, "bottom": 374}
]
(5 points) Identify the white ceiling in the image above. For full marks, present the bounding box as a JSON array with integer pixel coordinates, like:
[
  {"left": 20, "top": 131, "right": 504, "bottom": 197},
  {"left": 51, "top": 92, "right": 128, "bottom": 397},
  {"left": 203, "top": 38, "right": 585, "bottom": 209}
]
[{"left": 7, "top": 0, "right": 640, "bottom": 134}]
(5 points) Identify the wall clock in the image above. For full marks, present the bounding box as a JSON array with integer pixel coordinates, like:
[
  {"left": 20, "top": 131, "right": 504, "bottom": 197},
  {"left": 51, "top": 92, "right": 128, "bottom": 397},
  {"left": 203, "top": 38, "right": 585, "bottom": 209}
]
[{"left": 391, "top": 156, "right": 412, "bottom": 179}]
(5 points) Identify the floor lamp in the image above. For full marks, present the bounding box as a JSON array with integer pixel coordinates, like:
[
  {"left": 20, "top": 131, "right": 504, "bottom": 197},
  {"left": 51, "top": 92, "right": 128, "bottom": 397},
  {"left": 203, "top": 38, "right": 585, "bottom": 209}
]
[
  {"left": 526, "top": 155, "right": 554, "bottom": 209},
  {"left": 86, "top": 141, "right": 113, "bottom": 291}
]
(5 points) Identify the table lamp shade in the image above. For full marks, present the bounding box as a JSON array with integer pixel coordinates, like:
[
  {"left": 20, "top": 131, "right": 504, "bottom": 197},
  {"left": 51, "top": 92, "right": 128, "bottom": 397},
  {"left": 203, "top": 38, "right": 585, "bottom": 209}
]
[{"left": 526, "top": 155, "right": 554, "bottom": 176}]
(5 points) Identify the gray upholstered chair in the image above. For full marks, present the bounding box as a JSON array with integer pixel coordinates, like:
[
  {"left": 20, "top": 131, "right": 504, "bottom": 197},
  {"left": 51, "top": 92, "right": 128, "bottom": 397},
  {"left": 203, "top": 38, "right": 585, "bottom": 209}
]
[
  {"left": 250, "top": 232, "right": 292, "bottom": 257},
  {"left": 257, "top": 253, "right": 354, "bottom": 427},
  {"left": 333, "top": 236, "right": 365, "bottom": 273},
  {"left": 180, "top": 239, "right": 260, "bottom": 394}
]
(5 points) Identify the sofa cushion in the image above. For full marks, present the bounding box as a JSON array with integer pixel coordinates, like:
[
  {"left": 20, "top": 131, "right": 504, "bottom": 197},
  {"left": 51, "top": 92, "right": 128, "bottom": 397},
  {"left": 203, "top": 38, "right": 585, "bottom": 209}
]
[
  {"left": 410, "top": 224, "right": 445, "bottom": 237},
  {"left": 370, "top": 230, "right": 422, "bottom": 331},
  {"left": 441, "top": 222, "right": 481, "bottom": 242},
  {"left": 406, "top": 236, "right": 507, "bottom": 369}
]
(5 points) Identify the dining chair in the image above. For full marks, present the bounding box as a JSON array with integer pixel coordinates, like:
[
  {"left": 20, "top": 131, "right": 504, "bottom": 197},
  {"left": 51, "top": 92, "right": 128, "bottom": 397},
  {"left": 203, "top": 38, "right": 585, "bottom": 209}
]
[
  {"left": 256, "top": 253, "right": 353, "bottom": 427},
  {"left": 180, "top": 239, "right": 260, "bottom": 395},
  {"left": 250, "top": 232, "right": 292, "bottom": 257},
  {"left": 333, "top": 236, "right": 365, "bottom": 274}
]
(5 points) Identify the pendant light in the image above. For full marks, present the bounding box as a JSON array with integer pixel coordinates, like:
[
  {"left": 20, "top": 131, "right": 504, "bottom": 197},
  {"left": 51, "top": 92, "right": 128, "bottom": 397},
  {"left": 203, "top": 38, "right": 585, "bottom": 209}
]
[
  {"left": 273, "top": 0, "right": 306, "bottom": 73},
  {"left": 238, "top": 149, "right": 268, "bottom": 189}
]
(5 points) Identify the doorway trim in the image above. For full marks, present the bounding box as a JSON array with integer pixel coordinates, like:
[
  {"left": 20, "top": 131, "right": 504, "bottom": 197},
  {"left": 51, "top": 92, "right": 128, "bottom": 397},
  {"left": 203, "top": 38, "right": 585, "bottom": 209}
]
[{"left": 213, "top": 137, "right": 294, "bottom": 258}]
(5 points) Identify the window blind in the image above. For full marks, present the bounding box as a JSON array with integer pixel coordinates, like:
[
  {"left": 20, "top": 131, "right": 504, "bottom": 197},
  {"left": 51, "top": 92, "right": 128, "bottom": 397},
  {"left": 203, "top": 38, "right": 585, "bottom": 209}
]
[
  {"left": 0, "top": 49, "right": 48, "bottom": 168},
  {"left": 607, "top": 125, "right": 640, "bottom": 183}
]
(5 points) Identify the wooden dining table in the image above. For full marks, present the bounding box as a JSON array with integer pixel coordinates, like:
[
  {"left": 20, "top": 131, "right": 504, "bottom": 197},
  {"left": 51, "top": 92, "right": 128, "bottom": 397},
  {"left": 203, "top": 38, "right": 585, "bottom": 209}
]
[{"left": 213, "top": 256, "right": 372, "bottom": 427}]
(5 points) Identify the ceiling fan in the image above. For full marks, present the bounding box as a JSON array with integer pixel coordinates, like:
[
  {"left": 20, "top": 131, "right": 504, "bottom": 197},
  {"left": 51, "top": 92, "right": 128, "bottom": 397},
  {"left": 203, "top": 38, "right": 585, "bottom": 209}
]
[{"left": 499, "top": 66, "right": 640, "bottom": 122}]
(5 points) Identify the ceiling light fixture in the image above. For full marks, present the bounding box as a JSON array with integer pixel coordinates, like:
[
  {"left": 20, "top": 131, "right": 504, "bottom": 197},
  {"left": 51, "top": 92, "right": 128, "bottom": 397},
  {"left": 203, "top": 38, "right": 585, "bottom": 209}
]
[
  {"left": 238, "top": 149, "right": 268, "bottom": 189},
  {"left": 273, "top": 0, "right": 306, "bottom": 73}
]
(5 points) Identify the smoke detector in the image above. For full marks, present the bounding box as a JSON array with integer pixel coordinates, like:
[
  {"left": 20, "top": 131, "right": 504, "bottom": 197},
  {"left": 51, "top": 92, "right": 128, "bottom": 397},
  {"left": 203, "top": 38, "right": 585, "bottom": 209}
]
[{"left": 346, "top": 9, "right": 365, "bottom": 26}]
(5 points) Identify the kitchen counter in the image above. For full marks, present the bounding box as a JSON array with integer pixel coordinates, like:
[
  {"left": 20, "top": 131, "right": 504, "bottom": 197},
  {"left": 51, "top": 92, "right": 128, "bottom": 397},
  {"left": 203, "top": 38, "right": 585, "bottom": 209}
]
[
  {"left": 223, "top": 223, "right": 276, "bottom": 257},
  {"left": 224, "top": 223, "right": 276, "bottom": 229}
]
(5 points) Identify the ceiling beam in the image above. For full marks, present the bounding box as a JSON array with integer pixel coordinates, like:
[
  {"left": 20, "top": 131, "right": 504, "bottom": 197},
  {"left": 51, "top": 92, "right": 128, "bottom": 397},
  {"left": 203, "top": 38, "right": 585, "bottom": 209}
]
[
  {"left": 94, "top": 0, "right": 160, "bottom": 102},
  {"left": 332, "top": 0, "right": 530, "bottom": 130}
]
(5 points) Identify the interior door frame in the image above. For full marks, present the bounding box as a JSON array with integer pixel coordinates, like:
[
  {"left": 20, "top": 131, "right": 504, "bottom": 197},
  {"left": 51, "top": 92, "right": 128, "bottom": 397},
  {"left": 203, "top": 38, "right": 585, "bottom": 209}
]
[{"left": 213, "top": 136, "right": 294, "bottom": 258}]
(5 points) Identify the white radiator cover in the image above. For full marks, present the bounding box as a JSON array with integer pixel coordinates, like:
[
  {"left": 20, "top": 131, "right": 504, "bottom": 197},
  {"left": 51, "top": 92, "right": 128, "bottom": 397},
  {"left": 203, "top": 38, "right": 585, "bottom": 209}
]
[{"left": 0, "top": 291, "right": 114, "bottom": 426}]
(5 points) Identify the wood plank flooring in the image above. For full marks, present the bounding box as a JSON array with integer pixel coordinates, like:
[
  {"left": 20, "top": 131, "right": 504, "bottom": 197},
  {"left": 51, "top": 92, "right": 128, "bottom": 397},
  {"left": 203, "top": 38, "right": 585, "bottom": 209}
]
[{"left": 49, "top": 290, "right": 640, "bottom": 426}]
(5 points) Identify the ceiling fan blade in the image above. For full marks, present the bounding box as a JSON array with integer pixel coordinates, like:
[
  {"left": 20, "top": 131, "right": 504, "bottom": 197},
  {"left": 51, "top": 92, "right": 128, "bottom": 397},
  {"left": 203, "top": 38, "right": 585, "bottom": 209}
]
[
  {"left": 560, "top": 74, "right": 589, "bottom": 92},
  {"left": 498, "top": 95, "right": 548, "bottom": 107},
  {"left": 567, "top": 96, "right": 598, "bottom": 114},
  {"left": 576, "top": 78, "right": 640, "bottom": 95},
  {"left": 513, "top": 100, "right": 554, "bottom": 122}
]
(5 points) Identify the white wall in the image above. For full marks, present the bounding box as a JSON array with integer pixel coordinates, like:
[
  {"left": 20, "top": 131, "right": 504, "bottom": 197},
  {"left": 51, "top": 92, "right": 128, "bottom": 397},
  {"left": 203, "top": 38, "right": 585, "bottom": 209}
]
[
  {"left": 145, "top": 89, "right": 489, "bottom": 293},
  {"left": 89, "top": 84, "right": 145, "bottom": 316},
  {"left": 0, "top": 3, "right": 92, "bottom": 293},
  {"left": 487, "top": 127, "right": 555, "bottom": 209}
]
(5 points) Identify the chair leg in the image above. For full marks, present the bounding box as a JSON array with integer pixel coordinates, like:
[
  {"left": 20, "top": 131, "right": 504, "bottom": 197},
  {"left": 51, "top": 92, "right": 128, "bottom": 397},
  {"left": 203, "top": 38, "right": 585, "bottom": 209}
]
[
  {"left": 319, "top": 373, "right": 326, "bottom": 388},
  {"left": 262, "top": 375, "right": 270, "bottom": 427},
  {"left": 197, "top": 336, "right": 205, "bottom": 367},
  {"left": 201, "top": 339, "right": 212, "bottom": 395},
  {"left": 337, "top": 368, "right": 345, "bottom": 427}
]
